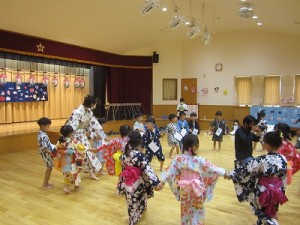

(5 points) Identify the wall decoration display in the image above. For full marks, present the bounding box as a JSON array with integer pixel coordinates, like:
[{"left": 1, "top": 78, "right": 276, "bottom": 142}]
[
  {"left": 200, "top": 88, "right": 208, "bottom": 97},
  {"left": 250, "top": 106, "right": 300, "bottom": 128},
  {"left": 186, "top": 105, "right": 199, "bottom": 118},
  {"left": 0, "top": 82, "right": 48, "bottom": 102}
]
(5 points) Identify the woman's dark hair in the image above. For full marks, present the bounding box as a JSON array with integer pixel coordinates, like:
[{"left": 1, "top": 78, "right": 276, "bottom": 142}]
[
  {"left": 168, "top": 113, "right": 177, "bottom": 121},
  {"left": 124, "top": 131, "right": 142, "bottom": 157},
  {"left": 263, "top": 131, "right": 282, "bottom": 149},
  {"left": 257, "top": 110, "right": 266, "bottom": 121},
  {"left": 134, "top": 112, "right": 143, "bottom": 119},
  {"left": 182, "top": 134, "right": 199, "bottom": 156},
  {"left": 146, "top": 117, "right": 156, "bottom": 125},
  {"left": 83, "top": 95, "right": 98, "bottom": 108},
  {"left": 97, "top": 117, "right": 106, "bottom": 125},
  {"left": 243, "top": 115, "right": 257, "bottom": 126},
  {"left": 37, "top": 117, "right": 51, "bottom": 126},
  {"left": 180, "top": 98, "right": 184, "bottom": 102},
  {"left": 274, "top": 123, "right": 296, "bottom": 141},
  {"left": 215, "top": 111, "right": 222, "bottom": 116},
  {"left": 190, "top": 112, "right": 197, "bottom": 117},
  {"left": 119, "top": 125, "right": 132, "bottom": 137},
  {"left": 59, "top": 125, "right": 74, "bottom": 143}
]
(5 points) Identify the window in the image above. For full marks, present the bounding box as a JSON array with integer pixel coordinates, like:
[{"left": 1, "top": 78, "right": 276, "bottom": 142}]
[
  {"left": 235, "top": 76, "right": 252, "bottom": 105},
  {"left": 264, "top": 75, "right": 280, "bottom": 105},
  {"left": 163, "top": 79, "right": 177, "bottom": 100}
]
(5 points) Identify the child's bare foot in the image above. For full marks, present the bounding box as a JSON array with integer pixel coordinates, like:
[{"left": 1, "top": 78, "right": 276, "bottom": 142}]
[
  {"left": 63, "top": 187, "right": 71, "bottom": 194},
  {"left": 74, "top": 185, "right": 84, "bottom": 191},
  {"left": 89, "top": 174, "right": 100, "bottom": 181},
  {"left": 42, "top": 183, "right": 54, "bottom": 190}
]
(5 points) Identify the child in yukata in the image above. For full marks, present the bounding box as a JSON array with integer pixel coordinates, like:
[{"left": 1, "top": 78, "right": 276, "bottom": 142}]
[
  {"left": 275, "top": 123, "right": 300, "bottom": 174},
  {"left": 164, "top": 113, "right": 180, "bottom": 159},
  {"left": 55, "top": 125, "right": 82, "bottom": 194},
  {"left": 159, "top": 134, "right": 226, "bottom": 225},
  {"left": 37, "top": 117, "right": 55, "bottom": 189},
  {"left": 188, "top": 112, "right": 200, "bottom": 135},
  {"left": 133, "top": 112, "right": 145, "bottom": 136},
  {"left": 210, "top": 111, "right": 226, "bottom": 150},
  {"left": 177, "top": 111, "right": 191, "bottom": 149},
  {"left": 93, "top": 125, "right": 132, "bottom": 176},
  {"left": 142, "top": 118, "right": 165, "bottom": 171},
  {"left": 230, "top": 119, "right": 240, "bottom": 135},
  {"left": 92, "top": 117, "right": 111, "bottom": 175},
  {"left": 254, "top": 110, "right": 268, "bottom": 151},
  {"left": 117, "top": 131, "right": 160, "bottom": 225},
  {"left": 226, "top": 131, "right": 288, "bottom": 225}
]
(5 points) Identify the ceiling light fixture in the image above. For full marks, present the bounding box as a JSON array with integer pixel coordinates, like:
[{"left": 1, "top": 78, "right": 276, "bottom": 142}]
[
  {"left": 162, "top": 7, "right": 168, "bottom": 12},
  {"left": 257, "top": 22, "right": 262, "bottom": 26},
  {"left": 202, "top": 26, "right": 211, "bottom": 45},
  {"left": 187, "top": 18, "right": 201, "bottom": 39},
  {"left": 169, "top": 4, "right": 185, "bottom": 29},
  {"left": 252, "top": 15, "right": 258, "bottom": 19},
  {"left": 140, "top": 0, "right": 160, "bottom": 16},
  {"left": 238, "top": 4, "right": 254, "bottom": 18}
]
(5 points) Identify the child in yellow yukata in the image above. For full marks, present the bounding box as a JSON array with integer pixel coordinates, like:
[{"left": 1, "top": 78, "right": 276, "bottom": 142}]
[{"left": 159, "top": 134, "right": 225, "bottom": 225}]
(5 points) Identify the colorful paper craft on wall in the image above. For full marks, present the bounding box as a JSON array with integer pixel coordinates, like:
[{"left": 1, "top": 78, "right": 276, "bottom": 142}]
[
  {"left": 0, "top": 82, "right": 48, "bottom": 102},
  {"left": 250, "top": 106, "right": 300, "bottom": 128}
]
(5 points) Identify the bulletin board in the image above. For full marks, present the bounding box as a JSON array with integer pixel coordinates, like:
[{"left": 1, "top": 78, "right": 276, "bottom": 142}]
[
  {"left": 250, "top": 106, "right": 300, "bottom": 128},
  {"left": 0, "top": 82, "right": 48, "bottom": 102}
]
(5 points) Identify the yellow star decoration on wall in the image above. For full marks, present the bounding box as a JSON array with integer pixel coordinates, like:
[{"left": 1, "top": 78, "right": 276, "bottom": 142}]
[{"left": 36, "top": 43, "right": 45, "bottom": 53}]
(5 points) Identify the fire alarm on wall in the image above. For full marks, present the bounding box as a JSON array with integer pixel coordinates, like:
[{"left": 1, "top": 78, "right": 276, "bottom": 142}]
[{"left": 215, "top": 63, "right": 223, "bottom": 71}]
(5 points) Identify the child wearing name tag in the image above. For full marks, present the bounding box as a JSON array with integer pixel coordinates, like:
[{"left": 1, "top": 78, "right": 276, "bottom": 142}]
[
  {"left": 142, "top": 118, "right": 165, "bottom": 171},
  {"left": 210, "top": 111, "right": 226, "bottom": 150},
  {"left": 188, "top": 112, "right": 200, "bottom": 135},
  {"left": 165, "top": 114, "right": 181, "bottom": 159}
]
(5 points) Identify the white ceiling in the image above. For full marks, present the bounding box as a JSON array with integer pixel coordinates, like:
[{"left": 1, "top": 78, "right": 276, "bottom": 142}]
[{"left": 0, "top": 0, "right": 299, "bottom": 54}]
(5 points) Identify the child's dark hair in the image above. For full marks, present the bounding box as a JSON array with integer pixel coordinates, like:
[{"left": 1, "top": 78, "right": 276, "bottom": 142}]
[
  {"left": 134, "top": 112, "right": 143, "bottom": 119},
  {"left": 83, "top": 95, "right": 98, "bottom": 108},
  {"left": 179, "top": 111, "right": 186, "bottom": 117},
  {"left": 119, "top": 125, "right": 132, "bottom": 137},
  {"left": 124, "top": 131, "right": 142, "bottom": 157},
  {"left": 257, "top": 110, "right": 266, "bottom": 121},
  {"left": 59, "top": 125, "right": 74, "bottom": 143},
  {"left": 180, "top": 98, "right": 184, "bottom": 102},
  {"left": 97, "top": 117, "right": 106, "bottom": 125},
  {"left": 190, "top": 112, "right": 197, "bottom": 117},
  {"left": 274, "top": 123, "right": 296, "bottom": 141},
  {"left": 168, "top": 114, "right": 177, "bottom": 121},
  {"left": 37, "top": 117, "right": 51, "bottom": 126},
  {"left": 243, "top": 115, "right": 257, "bottom": 126},
  {"left": 233, "top": 119, "right": 239, "bottom": 124},
  {"left": 182, "top": 134, "right": 199, "bottom": 156},
  {"left": 146, "top": 117, "right": 156, "bottom": 125},
  {"left": 263, "top": 131, "right": 282, "bottom": 149},
  {"left": 215, "top": 111, "right": 222, "bottom": 116}
]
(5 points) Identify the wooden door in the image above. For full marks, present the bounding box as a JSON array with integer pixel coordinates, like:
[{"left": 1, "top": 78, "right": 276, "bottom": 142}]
[{"left": 181, "top": 78, "right": 197, "bottom": 104}]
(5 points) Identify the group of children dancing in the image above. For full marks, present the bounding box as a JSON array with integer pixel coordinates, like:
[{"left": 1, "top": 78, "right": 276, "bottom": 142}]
[{"left": 37, "top": 109, "right": 300, "bottom": 225}]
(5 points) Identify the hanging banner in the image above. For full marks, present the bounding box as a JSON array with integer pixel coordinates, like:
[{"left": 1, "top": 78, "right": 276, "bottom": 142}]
[{"left": 0, "top": 82, "right": 48, "bottom": 102}]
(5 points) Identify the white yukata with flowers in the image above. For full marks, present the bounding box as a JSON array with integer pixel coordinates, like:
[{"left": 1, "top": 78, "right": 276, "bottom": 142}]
[{"left": 66, "top": 104, "right": 102, "bottom": 172}]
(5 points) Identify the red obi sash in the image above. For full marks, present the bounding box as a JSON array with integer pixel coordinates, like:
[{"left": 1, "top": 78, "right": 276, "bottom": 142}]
[
  {"left": 258, "top": 177, "right": 288, "bottom": 217},
  {"left": 120, "top": 166, "right": 142, "bottom": 186}
]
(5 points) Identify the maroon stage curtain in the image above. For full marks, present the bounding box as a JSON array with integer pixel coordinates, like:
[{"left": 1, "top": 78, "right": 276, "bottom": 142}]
[{"left": 107, "top": 68, "right": 152, "bottom": 114}]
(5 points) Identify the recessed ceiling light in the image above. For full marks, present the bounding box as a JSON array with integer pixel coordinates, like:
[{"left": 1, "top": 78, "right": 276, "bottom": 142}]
[
  {"left": 257, "top": 22, "right": 262, "bottom": 26},
  {"left": 241, "top": 0, "right": 247, "bottom": 2},
  {"left": 162, "top": 7, "right": 168, "bottom": 12},
  {"left": 252, "top": 15, "right": 258, "bottom": 19},
  {"left": 185, "top": 21, "right": 190, "bottom": 25}
]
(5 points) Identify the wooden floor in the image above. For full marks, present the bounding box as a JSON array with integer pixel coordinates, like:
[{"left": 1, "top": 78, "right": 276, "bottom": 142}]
[{"left": 0, "top": 133, "right": 299, "bottom": 225}]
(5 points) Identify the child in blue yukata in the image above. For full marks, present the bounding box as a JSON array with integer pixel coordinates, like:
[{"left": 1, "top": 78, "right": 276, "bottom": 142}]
[
  {"left": 142, "top": 118, "right": 165, "bottom": 171},
  {"left": 37, "top": 117, "right": 55, "bottom": 190},
  {"left": 177, "top": 112, "right": 191, "bottom": 148},
  {"left": 92, "top": 117, "right": 111, "bottom": 175},
  {"left": 133, "top": 112, "right": 146, "bottom": 136}
]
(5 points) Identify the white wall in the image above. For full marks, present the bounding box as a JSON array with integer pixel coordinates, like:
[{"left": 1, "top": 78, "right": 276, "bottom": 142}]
[
  {"left": 125, "top": 42, "right": 182, "bottom": 105},
  {"left": 182, "top": 31, "right": 300, "bottom": 105},
  {"left": 126, "top": 31, "right": 300, "bottom": 106}
]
